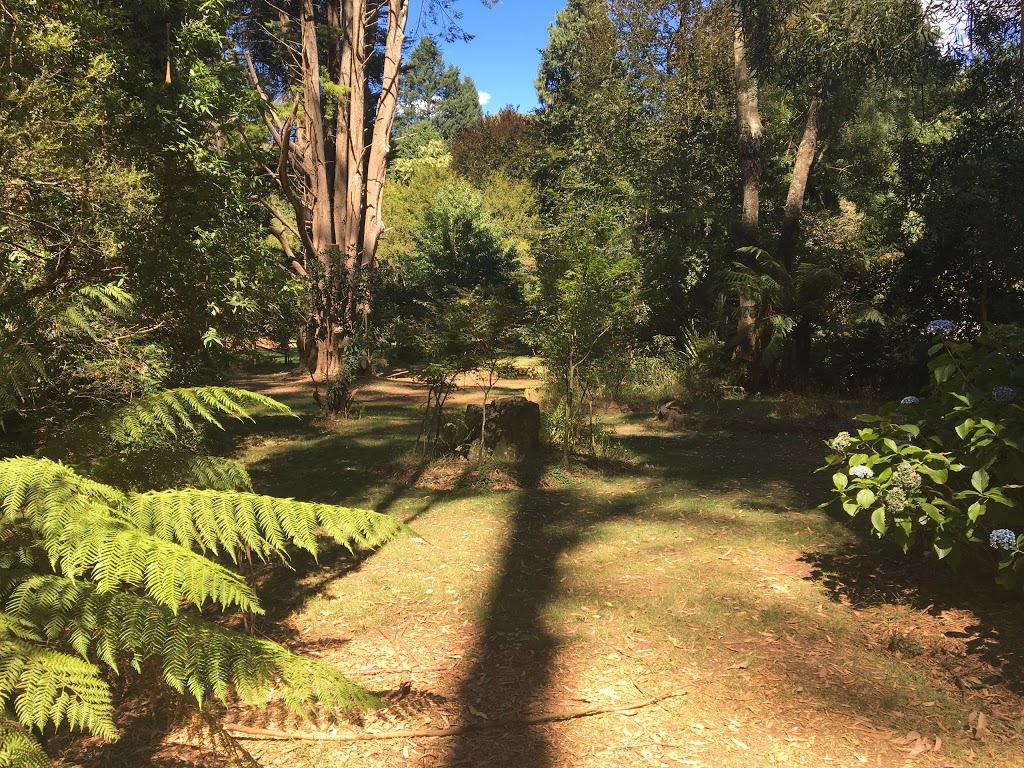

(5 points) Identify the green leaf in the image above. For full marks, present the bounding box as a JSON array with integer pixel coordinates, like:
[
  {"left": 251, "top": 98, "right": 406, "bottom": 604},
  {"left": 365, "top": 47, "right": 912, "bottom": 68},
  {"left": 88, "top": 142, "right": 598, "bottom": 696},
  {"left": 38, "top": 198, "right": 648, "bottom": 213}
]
[
  {"left": 920, "top": 503, "right": 945, "bottom": 524},
  {"left": 987, "top": 489, "right": 1015, "bottom": 507},
  {"left": 933, "top": 364, "right": 956, "bottom": 384},
  {"left": 898, "top": 424, "right": 920, "bottom": 437},
  {"left": 971, "top": 469, "right": 990, "bottom": 492},
  {"left": 967, "top": 501, "right": 986, "bottom": 522},
  {"left": 870, "top": 507, "right": 888, "bottom": 535},
  {"left": 832, "top": 473, "right": 848, "bottom": 492},
  {"left": 955, "top": 419, "right": 976, "bottom": 440},
  {"left": 933, "top": 536, "right": 954, "bottom": 560},
  {"left": 919, "top": 466, "right": 948, "bottom": 484},
  {"left": 856, "top": 489, "right": 876, "bottom": 508}
]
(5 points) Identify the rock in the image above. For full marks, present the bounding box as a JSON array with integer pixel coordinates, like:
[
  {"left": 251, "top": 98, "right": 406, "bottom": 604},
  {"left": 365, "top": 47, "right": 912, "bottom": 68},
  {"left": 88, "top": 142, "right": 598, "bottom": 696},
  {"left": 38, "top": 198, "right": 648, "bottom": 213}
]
[{"left": 465, "top": 396, "right": 541, "bottom": 460}]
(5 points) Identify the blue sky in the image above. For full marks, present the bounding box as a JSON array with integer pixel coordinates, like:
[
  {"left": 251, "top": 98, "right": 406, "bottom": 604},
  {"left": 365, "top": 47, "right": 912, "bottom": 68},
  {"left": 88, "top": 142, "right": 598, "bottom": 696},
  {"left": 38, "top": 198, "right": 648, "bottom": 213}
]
[{"left": 405, "top": 0, "right": 567, "bottom": 114}]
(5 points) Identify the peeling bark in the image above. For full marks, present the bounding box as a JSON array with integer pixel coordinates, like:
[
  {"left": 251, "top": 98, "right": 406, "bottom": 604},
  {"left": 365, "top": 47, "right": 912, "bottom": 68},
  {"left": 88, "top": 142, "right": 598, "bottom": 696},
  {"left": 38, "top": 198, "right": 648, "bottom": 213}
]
[{"left": 246, "top": 0, "right": 409, "bottom": 379}]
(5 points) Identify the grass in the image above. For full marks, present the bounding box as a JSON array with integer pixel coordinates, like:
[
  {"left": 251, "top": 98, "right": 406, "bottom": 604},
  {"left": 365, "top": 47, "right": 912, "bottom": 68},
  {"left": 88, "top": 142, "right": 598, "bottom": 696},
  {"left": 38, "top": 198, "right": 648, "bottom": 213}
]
[{"left": 65, "top": 369, "right": 1024, "bottom": 768}]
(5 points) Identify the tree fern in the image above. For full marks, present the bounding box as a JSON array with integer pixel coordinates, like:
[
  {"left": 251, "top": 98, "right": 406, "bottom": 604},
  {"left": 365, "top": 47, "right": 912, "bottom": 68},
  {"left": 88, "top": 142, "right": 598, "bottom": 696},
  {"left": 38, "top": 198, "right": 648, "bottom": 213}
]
[
  {"left": 0, "top": 720, "right": 52, "bottom": 768},
  {"left": 106, "top": 387, "right": 294, "bottom": 444},
  {"left": 50, "top": 283, "right": 134, "bottom": 341},
  {"left": 0, "top": 406, "right": 406, "bottom": 761},
  {"left": 0, "top": 458, "right": 259, "bottom": 613},
  {"left": 0, "top": 343, "right": 44, "bottom": 424},
  {"left": 5, "top": 577, "right": 379, "bottom": 713},
  {"left": 128, "top": 490, "right": 408, "bottom": 563}
]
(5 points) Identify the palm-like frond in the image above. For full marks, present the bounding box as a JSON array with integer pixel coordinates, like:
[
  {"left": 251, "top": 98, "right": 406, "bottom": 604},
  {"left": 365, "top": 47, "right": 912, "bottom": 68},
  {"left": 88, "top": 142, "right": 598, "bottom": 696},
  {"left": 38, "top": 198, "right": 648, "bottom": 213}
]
[
  {"left": 0, "top": 638, "right": 118, "bottom": 741},
  {"left": 6, "top": 577, "right": 379, "bottom": 713},
  {"left": 85, "top": 450, "right": 254, "bottom": 493},
  {"left": 0, "top": 720, "right": 54, "bottom": 768},
  {"left": 0, "top": 458, "right": 260, "bottom": 614},
  {"left": 106, "top": 387, "right": 295, "bottom": 444},
  {"left": 50, "top": 283, "right": 134, "bottom": 340},
  {"left": 127, "top": 489, "right": 409, "bottom": 562},
  {"left": 0, "top": 342, "right": 45, "bottom": 421}
]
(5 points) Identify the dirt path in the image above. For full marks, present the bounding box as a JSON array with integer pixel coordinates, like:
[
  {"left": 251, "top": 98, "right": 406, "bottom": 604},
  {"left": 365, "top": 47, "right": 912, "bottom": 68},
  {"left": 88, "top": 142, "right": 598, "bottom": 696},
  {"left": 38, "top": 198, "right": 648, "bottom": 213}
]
[{"left": 72, "top": 370, "right": 1024, "bottom": 768}]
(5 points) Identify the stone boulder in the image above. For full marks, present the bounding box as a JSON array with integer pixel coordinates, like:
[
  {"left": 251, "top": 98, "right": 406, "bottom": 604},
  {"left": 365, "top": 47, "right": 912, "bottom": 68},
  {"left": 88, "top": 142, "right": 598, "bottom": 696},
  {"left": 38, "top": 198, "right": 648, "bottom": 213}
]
[{"left": 465, "top": 396, "right": 541, "bottom": 460}]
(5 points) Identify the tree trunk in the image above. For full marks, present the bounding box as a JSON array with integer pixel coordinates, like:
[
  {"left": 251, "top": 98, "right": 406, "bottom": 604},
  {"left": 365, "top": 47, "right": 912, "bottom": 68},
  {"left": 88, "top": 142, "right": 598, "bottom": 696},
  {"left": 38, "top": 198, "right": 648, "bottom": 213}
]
[
  {"left": 732, "top": 16, "right": 764, "bottom": 366},
  {"left": 245, "top": 0, "right": 409, "bottom": 379},
  {"left": 777, "top": 94, "right": 823, "bottom": 273}
]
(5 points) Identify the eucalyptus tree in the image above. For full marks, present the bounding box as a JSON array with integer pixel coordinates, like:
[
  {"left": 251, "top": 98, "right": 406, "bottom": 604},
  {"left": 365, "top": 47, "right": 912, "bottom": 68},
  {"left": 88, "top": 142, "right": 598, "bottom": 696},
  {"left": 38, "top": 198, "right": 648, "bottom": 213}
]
[
  {"left": 233, "top": 0, "right": 410, "bottom": 377},
  {"left": 726, "top": 0, "right": 933, "bottom": 379},
  {"left": 234, "top": 1, "right": 493, "bottom": 379}
]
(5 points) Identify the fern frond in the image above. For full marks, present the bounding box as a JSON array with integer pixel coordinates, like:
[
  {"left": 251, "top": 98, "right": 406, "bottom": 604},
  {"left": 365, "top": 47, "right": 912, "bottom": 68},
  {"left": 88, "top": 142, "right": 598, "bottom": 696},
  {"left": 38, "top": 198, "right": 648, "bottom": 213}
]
[
  {"left": 85, "top": 449, "right": 254, "bottom": 493},
  {"left": 0, "top": 637, "right": 117, "bottom": 742},
  {"left": 127, "top": 489, "right": 408, "bottom": 563},
  {"left": 51, "top": 283, "right": 134, "bottom": 340},
  {"left": 7, "top": 577, "right": 379, "bottom": 713},
  {"left": 0, "top": 343, "right": 45, "bottom": 421},
  {"left": 0, "top": 458, "right": 261, "bottom": 614},
  {"left": 107, "top": 387, "right": 295, "bottom": 443},
  {"left": 0, "top": 720, "right": 52, "bottom": 768}
]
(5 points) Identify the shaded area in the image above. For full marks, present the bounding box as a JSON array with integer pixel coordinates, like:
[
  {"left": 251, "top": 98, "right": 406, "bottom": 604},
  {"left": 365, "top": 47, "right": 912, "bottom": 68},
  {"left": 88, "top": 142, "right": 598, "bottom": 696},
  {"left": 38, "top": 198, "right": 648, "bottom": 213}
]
[
  {"left": 802, "top": 543, "right": 1024, "bottom": 694},
  {"left": 615, "top": 427, "right": 829, "bottom": 509},
  {"left": 443, "top": 459, "right": 644, "bottom": 768}
]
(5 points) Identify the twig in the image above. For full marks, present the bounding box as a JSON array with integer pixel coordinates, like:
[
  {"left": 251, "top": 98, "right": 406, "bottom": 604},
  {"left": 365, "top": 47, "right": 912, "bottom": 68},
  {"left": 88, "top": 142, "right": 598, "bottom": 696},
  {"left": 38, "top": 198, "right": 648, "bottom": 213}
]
[{"left": 223, "top": 690, "right": 685, "bottom": 742}]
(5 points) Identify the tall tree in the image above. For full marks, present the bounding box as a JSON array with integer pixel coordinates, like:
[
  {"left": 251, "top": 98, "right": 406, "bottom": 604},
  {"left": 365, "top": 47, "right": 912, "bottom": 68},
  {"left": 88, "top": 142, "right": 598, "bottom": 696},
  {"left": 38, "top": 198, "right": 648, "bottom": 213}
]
[
  {"left": 396, "top": 36, "right": 482, "bottom": 140},
  {"left": 729, "top": 0, "right": 931, "bottom": 382},
  {"left": 236, "top": 0, "right": 411, "bottom": 378},
  {"left": 395, "top": 36, "right": 448, "bottom": 132},
  {"left": 436, "top": 72, "right": 483, "bottom": 140}
]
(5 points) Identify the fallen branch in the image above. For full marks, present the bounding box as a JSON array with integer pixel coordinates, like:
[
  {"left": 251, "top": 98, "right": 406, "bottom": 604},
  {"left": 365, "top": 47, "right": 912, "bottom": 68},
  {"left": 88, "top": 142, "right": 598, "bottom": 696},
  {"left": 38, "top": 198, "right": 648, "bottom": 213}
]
[{"left": 223, "top": 690, "right": 685, "bottom": 742}]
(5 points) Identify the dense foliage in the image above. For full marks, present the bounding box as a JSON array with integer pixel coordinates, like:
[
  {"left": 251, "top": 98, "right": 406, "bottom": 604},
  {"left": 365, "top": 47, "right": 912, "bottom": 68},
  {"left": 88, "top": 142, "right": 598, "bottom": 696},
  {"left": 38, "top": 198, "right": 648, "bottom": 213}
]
[
  {"left": 825, "top": 323, "right": 1024, "bottom": 586},
  {"left": 4, "top": 3, "right": 1024, "bottom": 759}
]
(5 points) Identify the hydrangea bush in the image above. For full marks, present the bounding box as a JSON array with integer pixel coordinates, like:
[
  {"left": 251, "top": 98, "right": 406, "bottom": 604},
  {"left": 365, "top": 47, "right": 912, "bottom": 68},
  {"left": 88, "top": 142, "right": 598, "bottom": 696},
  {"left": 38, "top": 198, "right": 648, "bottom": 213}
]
[{"left": 823, "top": 323, "right": 1024, "bottom": 587}]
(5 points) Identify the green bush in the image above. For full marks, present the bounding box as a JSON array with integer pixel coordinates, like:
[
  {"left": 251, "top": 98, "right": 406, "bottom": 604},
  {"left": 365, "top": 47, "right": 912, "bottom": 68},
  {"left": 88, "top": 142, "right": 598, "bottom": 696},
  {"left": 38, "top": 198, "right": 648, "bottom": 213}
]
[
  {"left": 823, "top": 323, "right": 1023, "bottom": 587},
  {"left": 0, "top": 389, "right": 408, "bottom": 763}
]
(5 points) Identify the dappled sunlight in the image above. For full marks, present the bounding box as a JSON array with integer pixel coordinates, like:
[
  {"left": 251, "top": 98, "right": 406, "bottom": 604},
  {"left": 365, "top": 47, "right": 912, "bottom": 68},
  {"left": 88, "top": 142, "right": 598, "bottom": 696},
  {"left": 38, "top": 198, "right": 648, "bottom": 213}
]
[{"left": 84, "top": 367, "right": 1024, "bottom": 768}]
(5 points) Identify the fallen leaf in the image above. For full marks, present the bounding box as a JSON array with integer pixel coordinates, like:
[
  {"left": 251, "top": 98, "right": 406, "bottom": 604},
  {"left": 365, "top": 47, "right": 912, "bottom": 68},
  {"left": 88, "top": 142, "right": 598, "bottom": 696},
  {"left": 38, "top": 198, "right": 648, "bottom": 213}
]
[
  {"left": 892, "top": 731, "right": 921, "bottom": 746},
  {"left": 974, "top": 712, "right": 988, "bottom": 739},
  {"left": 908, "top": 739, "right": 930, "bottom": 758}
]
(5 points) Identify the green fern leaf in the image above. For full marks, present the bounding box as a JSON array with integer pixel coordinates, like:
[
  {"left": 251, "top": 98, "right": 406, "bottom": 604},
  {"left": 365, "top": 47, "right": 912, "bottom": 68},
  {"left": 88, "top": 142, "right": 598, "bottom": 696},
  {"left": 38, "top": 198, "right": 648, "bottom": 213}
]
[
  {"left": 0, "top": 636, "right": 117, "bottom": 742},
  {"left": 7, "top": 577, "right": 379, "bottom": 713},
  {"left": 0, "top": 343, "right": 45, "bottom": 422},
  {"left": 0, "top": 458, "right": 261, "bottom": 614},
  {"left": 0, "top": 720, "right": 53, "bottom": 768},
  {"left": 128, "top": 490, "right": 409, "bottom": 562},
  {"left": 106, "top": 388, "right": 294, "bottom": 444}
]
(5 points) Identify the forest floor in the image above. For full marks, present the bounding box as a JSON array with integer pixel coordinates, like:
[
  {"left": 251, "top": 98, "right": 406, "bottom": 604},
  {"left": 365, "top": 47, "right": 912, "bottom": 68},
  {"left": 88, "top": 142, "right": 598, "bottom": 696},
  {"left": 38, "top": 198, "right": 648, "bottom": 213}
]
[{"left": 62, "top": 365, "right": 1024, "bottom": 768}]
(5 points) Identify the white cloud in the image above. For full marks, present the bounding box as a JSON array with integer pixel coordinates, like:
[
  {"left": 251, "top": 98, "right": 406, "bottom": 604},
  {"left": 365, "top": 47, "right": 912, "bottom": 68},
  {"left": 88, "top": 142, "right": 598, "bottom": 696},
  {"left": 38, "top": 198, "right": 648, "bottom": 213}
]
[{"left": 478, "top": 92, "right": 492, "bottom": 107}]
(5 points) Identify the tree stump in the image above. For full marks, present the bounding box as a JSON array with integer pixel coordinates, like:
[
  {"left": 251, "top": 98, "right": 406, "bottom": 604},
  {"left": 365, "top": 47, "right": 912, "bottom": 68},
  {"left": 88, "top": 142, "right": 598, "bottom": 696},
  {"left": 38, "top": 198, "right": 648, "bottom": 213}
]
[{"left": 465, "top": 396, "right": 541, "bottom": 460}]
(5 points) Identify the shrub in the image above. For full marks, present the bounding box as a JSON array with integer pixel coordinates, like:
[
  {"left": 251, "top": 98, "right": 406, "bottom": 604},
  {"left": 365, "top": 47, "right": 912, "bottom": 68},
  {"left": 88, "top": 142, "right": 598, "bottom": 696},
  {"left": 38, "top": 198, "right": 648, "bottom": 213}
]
[
  {"left": 823, "top": 323, "right": 1023, "bottom": 586},
  {"left": 0, "top": 388, "right": 408, "bottom": 762}
]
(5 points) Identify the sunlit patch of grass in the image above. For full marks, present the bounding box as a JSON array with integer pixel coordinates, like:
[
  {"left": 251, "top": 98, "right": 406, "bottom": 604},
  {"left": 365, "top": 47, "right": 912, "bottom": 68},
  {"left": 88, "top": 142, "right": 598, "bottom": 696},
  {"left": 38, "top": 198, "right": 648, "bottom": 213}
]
[{"left": 220, "top": 373, "right": 1024, "bottom": 768}]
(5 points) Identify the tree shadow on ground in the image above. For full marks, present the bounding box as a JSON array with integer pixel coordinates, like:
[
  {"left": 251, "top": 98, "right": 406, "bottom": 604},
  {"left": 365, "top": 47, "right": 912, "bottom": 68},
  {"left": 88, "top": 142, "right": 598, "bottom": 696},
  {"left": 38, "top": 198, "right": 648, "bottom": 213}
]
[
  {"left": 441, "top": 458, "right": 646, "bottom": 768},
  {"left": 801, "top": 541, "right": 1024, "bottom": 694}
]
